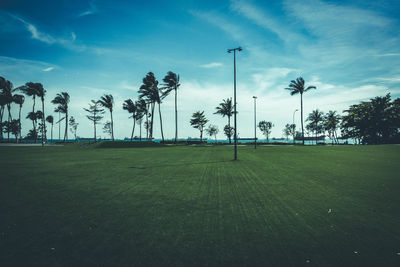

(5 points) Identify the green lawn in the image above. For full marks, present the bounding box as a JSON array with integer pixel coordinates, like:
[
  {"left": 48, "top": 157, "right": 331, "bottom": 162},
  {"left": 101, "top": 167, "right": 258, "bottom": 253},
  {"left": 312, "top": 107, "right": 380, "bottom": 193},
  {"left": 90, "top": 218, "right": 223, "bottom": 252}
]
[{"left": 1, "top": 144, "right": 399, "bottom": 266}]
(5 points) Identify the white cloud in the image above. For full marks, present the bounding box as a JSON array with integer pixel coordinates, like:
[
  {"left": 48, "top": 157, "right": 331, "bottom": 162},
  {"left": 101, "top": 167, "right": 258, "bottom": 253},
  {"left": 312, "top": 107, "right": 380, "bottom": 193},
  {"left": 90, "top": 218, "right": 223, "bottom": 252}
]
[
  {"left": 200, "top": 62, "right": 223, "bottom": 68},
  {"left": 77, "top": 1, "right": 98, "bottom": 18},
  {"left": 43, "top": 67, "right": 54, "bottom": 72}
]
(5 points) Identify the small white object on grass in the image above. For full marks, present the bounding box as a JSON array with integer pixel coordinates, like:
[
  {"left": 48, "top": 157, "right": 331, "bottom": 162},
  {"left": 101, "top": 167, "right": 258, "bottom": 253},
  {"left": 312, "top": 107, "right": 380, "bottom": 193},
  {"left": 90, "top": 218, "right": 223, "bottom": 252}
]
[
  {"left": 354, "top": 251, "right": 358, "bottom": 254},
  {"left": 306, "top": 259, "right": 311, "bottom": 263},
  {"left": 328, "top": 209, "right": 332, "bottom": 213}
]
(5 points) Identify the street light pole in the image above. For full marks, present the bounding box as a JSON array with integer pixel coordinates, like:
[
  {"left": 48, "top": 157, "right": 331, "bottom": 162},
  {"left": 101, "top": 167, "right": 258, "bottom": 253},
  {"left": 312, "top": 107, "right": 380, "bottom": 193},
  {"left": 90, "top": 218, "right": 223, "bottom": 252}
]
[
  {"left": 228, "top": 47, "right": 242, "bottom": 160},
  {"left": 293, "top": 109, "right": 298, "bottom": 145},
  {"left": 253, "top": 96, "right": 257, "bottom": 149}
]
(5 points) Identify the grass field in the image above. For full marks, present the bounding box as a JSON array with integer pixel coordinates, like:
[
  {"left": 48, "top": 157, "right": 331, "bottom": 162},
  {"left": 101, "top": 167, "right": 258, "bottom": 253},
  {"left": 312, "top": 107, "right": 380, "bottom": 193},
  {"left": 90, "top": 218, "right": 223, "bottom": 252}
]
[{"left": 1, "top": 144, "right": 400, "bottom": 266}]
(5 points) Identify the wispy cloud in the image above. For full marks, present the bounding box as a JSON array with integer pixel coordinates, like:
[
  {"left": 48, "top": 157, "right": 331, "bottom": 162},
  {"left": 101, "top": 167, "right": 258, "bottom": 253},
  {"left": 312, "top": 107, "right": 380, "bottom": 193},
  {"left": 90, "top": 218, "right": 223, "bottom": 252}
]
[
  {"left": 230, "top": 0, "right": 299, "bottom": 43},
  {"left": 42, "top": 67, "right": 54, "bottom": 72},
  {"left": 200, "top": 62, "right": 223, "bottom": 68},
  {"left": 77, "top": 1, "right": 98, "bottom": 18}
]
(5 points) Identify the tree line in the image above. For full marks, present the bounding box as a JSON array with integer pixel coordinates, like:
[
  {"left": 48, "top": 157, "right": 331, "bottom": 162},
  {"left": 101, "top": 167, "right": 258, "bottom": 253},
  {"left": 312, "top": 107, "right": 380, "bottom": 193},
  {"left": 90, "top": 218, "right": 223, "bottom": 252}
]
[{"left": 1, "top": 75, "right": 399, "bottom": 144}]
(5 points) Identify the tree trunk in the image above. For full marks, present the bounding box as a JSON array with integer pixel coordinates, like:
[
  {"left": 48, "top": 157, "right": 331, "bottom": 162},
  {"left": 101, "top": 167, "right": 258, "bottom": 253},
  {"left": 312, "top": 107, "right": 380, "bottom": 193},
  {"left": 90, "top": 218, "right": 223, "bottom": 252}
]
[
  {"left": 131, "top": 117, "right": 136, "bottom": 141},
  {"left": 110, "top": 110, "right": 114, "bottom": 141},
  {"left": 175, "top": 88, "right": 177, "bottom": 143},
  {"left": 18, "top": 105, "right": 22, "bottom": 141},
  {"left": 51, "top": 123, "right": 53, "bottom": 143},
  {"left": 158, "top": 103, "right": 164, "bottom": 142},
  {"left": 200, "top": 129, "right": 203, "bottom": 142},
  {"left": 139, "top": 120, "right": 142, "bottom": 141},
  {"left": 7, "top": 104, "right": 11, "bottom": 142},
  {"left": 300, "top": 93, "right": 304, "bottom": 145},
  {"left": 150, "top": 102, "right": 155, "bottom": 140},
  {"left": 64, "top": 112, "right": 68, "bottom": 142},
  {"left": 41, "top": 98, "right": 45, "bottom": 146},
  {"left": 228, "top": 116, "right": 231, "bottom": 143},
  {"left": 94, "top": 120, "right": 96, "bottom": 142},
  {"left": 145, "top": 105, "right": 149, "bottom": 139},
  {"left": 0, "top": 106, "right": 4, "bottom": 141},
  {"left": 33, "top": 96, "right": 37, "bottom": 143}
]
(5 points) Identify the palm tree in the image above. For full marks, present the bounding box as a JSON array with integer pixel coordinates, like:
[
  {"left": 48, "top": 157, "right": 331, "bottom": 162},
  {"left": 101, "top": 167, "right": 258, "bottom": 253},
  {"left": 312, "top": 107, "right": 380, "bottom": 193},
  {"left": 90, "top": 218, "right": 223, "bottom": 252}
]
[
  {"left": 162, "top": 71, "right": 180, "bottom": 143},
  {"left": 13, "top": 94, "right": 24, "bottom": 141},
  {"left": 98, "top": 94, "right": 114, "bottom": 141},
  {"left": 138, "top": 72, "right": 160, "bottom": 140},
  {"left": 123, "top": 99, "right": 137, "bottom": 141},
  {"left": 286, "top": 77, "right": 316, "bottom": 145},
  {"left": 0, "top": 77, "right": 11, "bottom": 141},
  {"left": 0, "top": 77, "right": 14, "bottom": 142},
  {"left": 190, "top": 111, "right": 208, "bottom": 142},
  {"left": 306, "top": 109, "right": 324, "bottom": 145},
  {"left": 324, "top": 110, "right": 341, "bottom": 144},
  {"left": 18, "top": 82, "right": 40, "bottom": 141},
  {"left": 206, "top": 124, "right": 219, "bottom": 142},
  {"left": 46, "top": 115, "right": 54, "bottom": 143},
  {"left": 35, "top": 84, "right": 46, "bottom": 145},
  {"left": 214, "top": 98, "right": 235, "bottom": 143},
  {"left": 51, "top": 92, "right": 70, "bottom": 142}
]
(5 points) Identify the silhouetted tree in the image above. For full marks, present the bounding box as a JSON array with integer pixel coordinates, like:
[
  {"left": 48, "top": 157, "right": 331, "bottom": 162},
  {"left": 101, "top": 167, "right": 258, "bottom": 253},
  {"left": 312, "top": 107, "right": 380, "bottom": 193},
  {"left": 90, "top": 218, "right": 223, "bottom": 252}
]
[
  {"left": 214, "top": 98, "right": 235, "bottom": 143},
  {"left": 162, "top": 71, "right": 180, "bottom": 143},
  {"left": 258, "top": 121, "right": 274, "bottom": 142},
  {"left": 18, "top": 82, "right": 42, "bottom": 142},
  {"left": 123, "top": 99, "right": 137, "bottom": 141},
  {"left": 223, "top": 125, "right": 234, "bottom": 142},
  {"left": 324, "top": 110, "right": 341, "bottom": 144},
  {"left": 190, "top": 111, "right": 208, "bottom": 142},
  {"left": 286, "top": 77, "right": 316, "bottom": 145},
  {"left": 98, "top": 94, "right": 114, "bottom": 141},
  {"left": 306, "top": 109, "right": 324, "bottom": 145},
  {"left": 13, "top": 94, "right": 24, "bottom": 141},
  {"left": 84, "top": 100, "right": 105, "bottom": 142},
  {"left": 103, "top": 121, "right": 112, "bottom": 139},
  {"left": 51, "top": 92, "right": 70, "bottom": 142},
  {"left": 138, "top": 72, "right": 158, "bottom": 140},
  {"left": 69, "top": 116, "right": 79, "bottom": 140},
  {"left": 46, "top": 115, "right": 54, "bottom": 143},
  {"left": 206, "top": 124, "right": 219, "bottom": 141}
]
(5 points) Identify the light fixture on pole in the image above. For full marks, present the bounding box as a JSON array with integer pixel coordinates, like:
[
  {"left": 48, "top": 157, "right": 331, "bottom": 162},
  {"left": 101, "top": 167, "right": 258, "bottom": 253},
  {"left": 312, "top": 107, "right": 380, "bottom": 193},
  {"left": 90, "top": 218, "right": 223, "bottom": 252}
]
[
  {"left": 293, "top": 109, "right": 298, "bottom": 144},
  {"left": 253, "top": 96, "right": 257, "bottom": 149},
  {"left": 227, "top": 47, "right": 242, "bottom": 160}
]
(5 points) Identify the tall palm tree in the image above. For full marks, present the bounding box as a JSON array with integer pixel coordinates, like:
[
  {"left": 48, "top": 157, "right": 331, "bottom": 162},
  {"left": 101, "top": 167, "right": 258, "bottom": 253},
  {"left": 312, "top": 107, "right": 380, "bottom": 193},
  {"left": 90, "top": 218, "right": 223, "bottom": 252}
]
[
  {"left": 123, "top": 99, "right": 137, "bottom": 141},
  {"left": 18, "top": 82, "right": 41, "bottom": 142},
  {"left": 98, "top": 94, "right": 114, "bottom": 141},
  {"left": 286, "top": 77, "right": 316, "bottom": 145},
  {"left": 51, "top": 92, "right": 70, "bottom": 142},
  {"left": 0, "top": 77, "right": 14, "bottom": 142},
  {"left": 13, "top": 94, "right": 25, "bottom": 141},
  {"left": 214, "top": 98, "right": 235, "bottom": 143},
  {"left": 46, "top": 115, "right": 54, "bottom": 143},
  {"left": 162, "top": 71, "right": 180, "bottom": 143},
  {"left": 0, "top": 77, "right": 10, "bottom": 141},
  {"left": 35, "top": 84, "right": 46, "bottom": 145},
  {"left": 138, "top": 72, "right": 159, "bottom": 140}
]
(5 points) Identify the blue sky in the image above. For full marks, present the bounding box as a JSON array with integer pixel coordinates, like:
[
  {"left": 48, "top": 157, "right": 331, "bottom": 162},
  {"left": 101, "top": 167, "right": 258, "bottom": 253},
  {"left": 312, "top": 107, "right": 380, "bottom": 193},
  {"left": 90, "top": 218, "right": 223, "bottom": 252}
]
[{"left": 1, "top": 0, "right": 400, "bottom": 140}]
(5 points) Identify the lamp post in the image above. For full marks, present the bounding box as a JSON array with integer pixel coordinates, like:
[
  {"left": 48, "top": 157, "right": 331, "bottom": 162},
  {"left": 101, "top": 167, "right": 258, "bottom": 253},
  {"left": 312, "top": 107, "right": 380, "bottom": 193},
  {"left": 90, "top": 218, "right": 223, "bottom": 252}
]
[
  {"left": 293, "top": 109, "right": 298, "bottom": 144},
  {"left": 227, "top": 47, "right": 242, "bottom": 160},
  {"left": 253, "top": 96, "right": 257, "bottom": 149}
]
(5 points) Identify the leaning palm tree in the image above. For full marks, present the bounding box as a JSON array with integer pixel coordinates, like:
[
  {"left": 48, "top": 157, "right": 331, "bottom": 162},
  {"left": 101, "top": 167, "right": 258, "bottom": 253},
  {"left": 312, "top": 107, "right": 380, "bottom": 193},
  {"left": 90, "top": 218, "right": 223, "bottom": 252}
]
[
  {"left": 190, "top": 111, "right": 208, "bottom": 142},
  {"left": 51, "top": 92, "right": 70, "bottom": 142},
  {"left": 135, "top": 99, "right": 146, "bottom": 141},
  {"left": 286, "top": 77, "right": 316, "bottom": 145},
  {"left": 35, "top": 84, "right": 46, "bottom": 145},
  {"left": 98, "top": 94, "right": 114, "bottom": 141},
  {"left": 18, "top": 82, "right": 41, "bottom": 142},
  {"left": 46, "top": 115, "right": 54, "bottom": 143},
  {"left": 138, "top": 72, "right": 158, "bottom": 140},
  {"left": 123, "top": 99, "right": 137, "bottom": 141},
  {"left": 13, "top": 94, "right": 25, "bottom": 141},
  {"left": 214, "top": 98, "right": 235, "bottom": 143},
  {"left": 162, "top": 71, "right": 180, "bottom": 143}
]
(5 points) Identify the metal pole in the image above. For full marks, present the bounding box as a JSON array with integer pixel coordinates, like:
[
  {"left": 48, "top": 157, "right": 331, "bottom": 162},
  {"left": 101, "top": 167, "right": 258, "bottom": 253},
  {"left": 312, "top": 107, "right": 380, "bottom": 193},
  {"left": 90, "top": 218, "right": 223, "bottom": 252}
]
[
  {"left": 253, "top": 96, "right": 257, "bottom": 149},
  {"left": 228, "top": 47, "right": 242, "bottom": 160},
  {"left": 293, "top": 109, "right": 298, "bottom": 145}
]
